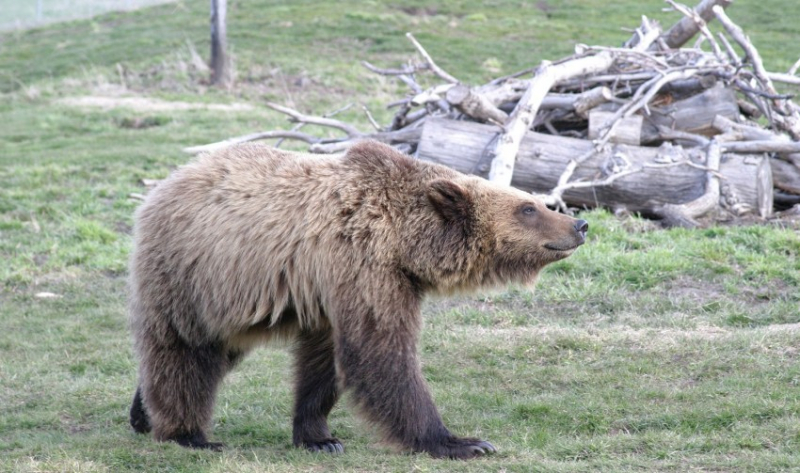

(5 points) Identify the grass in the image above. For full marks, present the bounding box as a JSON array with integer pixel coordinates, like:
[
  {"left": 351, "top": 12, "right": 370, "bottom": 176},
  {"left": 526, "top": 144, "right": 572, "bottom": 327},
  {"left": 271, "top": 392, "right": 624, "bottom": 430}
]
[{"left": 2, "top": 0, "right": 800, "bottom": 471}]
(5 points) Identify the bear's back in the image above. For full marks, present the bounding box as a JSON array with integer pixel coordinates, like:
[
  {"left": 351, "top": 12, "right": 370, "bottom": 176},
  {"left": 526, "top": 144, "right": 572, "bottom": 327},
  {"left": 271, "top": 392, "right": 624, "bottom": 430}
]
[{"left": 130, "top": 142, "right": 445, "bottom": 340}]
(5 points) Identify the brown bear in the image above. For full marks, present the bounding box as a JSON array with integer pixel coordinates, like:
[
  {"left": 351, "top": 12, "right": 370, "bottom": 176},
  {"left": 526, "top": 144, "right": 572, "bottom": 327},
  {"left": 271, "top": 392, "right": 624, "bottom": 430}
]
[{"left": 128, "top": 140, "right": 587, "bottom": 459}]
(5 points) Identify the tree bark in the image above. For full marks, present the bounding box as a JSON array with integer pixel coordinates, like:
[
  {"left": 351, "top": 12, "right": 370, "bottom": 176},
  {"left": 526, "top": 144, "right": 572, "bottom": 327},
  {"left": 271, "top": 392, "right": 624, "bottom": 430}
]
[{"left": 210, "top": 0, "right": 232, "bottom": 88}]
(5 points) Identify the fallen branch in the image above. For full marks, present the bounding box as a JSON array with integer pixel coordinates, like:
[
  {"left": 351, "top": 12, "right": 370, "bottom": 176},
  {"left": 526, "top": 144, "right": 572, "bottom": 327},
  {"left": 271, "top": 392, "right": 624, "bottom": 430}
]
[
  {"left": 712, "top": 114, "right": 781, "bottom": 141},
  {"left": 713, "top": 5, "right": 800, "bottom": 140},
  {"left": 720, "top": 141, "right": 800, "bottom": 154},
  {"left": 488, "top": 51, "right": 620, "bottom": 185},
  {"left": 534, "top": 147, "right": 607, "bottom": 210},
  {"left": 308, "top": 127, "right": 423, "bottom": 154},
  {"left": 361, "top": 60, "right": 426, "bottom": 76},
  {"left": 183, "top": 130, "right": 320, "bottom": 155},
  {"left": 405, "top": 32, "right": 459, "bottom": 84},
  {"left": 266, "top": 102, "right": 363, "bottom": 137},
  {"left": 276, "top": 102, "right": 354, "bottom": 148},
  {"left": 790, "top": 57, "right": 800, "bottom": 76}
]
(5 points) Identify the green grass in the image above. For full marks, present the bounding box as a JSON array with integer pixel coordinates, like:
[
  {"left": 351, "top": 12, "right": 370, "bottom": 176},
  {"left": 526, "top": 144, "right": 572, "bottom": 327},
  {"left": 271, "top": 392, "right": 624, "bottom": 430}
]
[{"left": 2, "top": 0, "right": 800, "bottom": 471}]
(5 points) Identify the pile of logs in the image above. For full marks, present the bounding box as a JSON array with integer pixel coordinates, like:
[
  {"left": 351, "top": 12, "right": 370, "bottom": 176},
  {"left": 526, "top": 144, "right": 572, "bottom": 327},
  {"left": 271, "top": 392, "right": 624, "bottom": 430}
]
[{"left": 185, "top": 0, "right": 800, "bottom": 227}]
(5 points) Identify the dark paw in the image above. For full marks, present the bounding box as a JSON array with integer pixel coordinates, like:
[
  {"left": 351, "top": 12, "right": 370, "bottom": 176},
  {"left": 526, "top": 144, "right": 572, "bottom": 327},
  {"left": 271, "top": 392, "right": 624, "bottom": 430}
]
[
  {"left": 426, "top": 437, "right": 497, "bottom": 460},
  {"left": 299, "top": 438, "right": 344, "bottom": 454},
  {"left": 131, "top": 410, "right": 152, "bottom": 434},
  {"left": 171, "top": 433, "right": 225, "bottom": 451},
  {"left": 130, "top": 411, "right": 151, "bottom": 434},
  {"left": 129, "top": 389, "right": 151, "bottom": 434}
]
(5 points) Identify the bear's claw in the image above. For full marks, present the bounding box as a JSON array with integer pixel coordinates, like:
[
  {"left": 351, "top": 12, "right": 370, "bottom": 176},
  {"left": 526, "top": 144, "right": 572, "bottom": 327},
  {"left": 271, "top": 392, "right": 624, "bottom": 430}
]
[
  {"left": 424, "top": 437, "right": 497, "bottom": 459},
  {"left": 468, "top": 440, "right": 497, "bottom": 455},
  {"left": 303, "top": 438, "right": 344, "bottom": 454},
  {"left": 171, "top": 433, "right": 225, "bottom": 451}
]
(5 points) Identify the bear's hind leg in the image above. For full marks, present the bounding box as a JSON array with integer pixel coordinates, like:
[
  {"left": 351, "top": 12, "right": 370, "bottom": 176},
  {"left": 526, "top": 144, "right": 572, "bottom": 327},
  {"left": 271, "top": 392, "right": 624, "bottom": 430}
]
[
  {"left": 139, "top": 331, "right": 232, "bottom": 451},
  {"left": 292, "top": 329, "right": 342, "bottom": 453}
]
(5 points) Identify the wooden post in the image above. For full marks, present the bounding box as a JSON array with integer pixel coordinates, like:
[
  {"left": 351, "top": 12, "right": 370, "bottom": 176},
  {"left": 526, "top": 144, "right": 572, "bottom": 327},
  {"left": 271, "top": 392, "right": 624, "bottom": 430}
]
[{"left": 210, "top": 0, "right": 232, "bottom": 88}]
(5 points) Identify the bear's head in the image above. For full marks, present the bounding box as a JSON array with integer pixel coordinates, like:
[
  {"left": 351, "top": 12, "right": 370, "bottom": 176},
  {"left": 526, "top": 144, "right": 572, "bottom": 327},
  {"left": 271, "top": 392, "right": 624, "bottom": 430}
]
[{"left": 406, "top": 175, "right": 587, "bottom": 293}]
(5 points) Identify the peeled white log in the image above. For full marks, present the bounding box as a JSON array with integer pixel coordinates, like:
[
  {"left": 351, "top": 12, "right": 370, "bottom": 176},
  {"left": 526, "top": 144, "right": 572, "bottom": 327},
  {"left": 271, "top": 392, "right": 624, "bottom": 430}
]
[{"left": 488, "top": 51, "right": 619, "bottom": 186}]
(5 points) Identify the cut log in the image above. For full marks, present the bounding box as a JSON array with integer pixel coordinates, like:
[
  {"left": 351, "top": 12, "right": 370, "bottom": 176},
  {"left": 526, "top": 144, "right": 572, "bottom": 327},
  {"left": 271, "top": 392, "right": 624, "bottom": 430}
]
[
  {"left": 721, "top": 153, "right": 774, "bottom": 218},
  {"left": 588, "top": 111, "right": 643, "bottom": 145},
  {"left": 658, "top": 0, "right": 733, "bottom": 49},
  {"left": 661, "top": 75, "right": 718, "bottom": 99},
  {"left": 418, "top": 117, "right": 772, "bottom": 218},
  {"left": 771, "top": 158, "right": 800, "bottom": 194},
  {"left": 593, "top": 83, "right": 740, "bottom": 144},
  {"left": 643, "top": 83, "right": 739, "bottom": 140},
  {"left": 653, "top": 140, "right": 722, "bottom": 227},
  {"left": 445, "top": 84, "right": 508, "bottom": 124}
]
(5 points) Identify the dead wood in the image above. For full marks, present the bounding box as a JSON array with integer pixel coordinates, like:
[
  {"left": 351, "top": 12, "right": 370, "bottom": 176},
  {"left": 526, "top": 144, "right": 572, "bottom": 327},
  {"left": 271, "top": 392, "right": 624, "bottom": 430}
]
[
  {"left": 713, "top": 6, "right": 800, "bottom": 140},
  {"left": 589, "top": 111, "right": 643, "bottom": 145},
  {"left": 771, "top": 159, "right": 800, "bottom": 195},
  {"left": 184, "top": 0, "right": 800, "bottom": 224},
  {"left": 445, "top": 84, "right": 508, "bottom": 124},
  {"left": 658, "top": 0, "right": 733, "bottom": 50},
  {"left": 418, "top": 117, "right": 772, "bottom": 225},
  {"left": 652, "top": 140, "right": 722, "bottom": 227}
]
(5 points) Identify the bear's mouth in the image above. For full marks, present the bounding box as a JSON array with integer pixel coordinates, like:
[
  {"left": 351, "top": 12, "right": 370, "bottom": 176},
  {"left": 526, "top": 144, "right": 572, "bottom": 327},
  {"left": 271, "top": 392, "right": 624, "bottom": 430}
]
[{"left": 544, "top": 242, "right": 580, "bottom": 252}]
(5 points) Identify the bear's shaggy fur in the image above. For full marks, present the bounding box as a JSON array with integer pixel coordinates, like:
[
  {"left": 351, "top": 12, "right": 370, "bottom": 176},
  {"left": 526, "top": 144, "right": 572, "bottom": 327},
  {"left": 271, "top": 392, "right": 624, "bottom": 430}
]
[{"left": 128, "top": 140, "right": 587, "bottom": 458}]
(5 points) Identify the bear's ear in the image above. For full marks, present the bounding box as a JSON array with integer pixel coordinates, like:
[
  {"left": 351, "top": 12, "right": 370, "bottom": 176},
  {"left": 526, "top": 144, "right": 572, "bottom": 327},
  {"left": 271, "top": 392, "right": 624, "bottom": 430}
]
[{"left": 427, "top": 179, "right": 472, "bottom": 221}]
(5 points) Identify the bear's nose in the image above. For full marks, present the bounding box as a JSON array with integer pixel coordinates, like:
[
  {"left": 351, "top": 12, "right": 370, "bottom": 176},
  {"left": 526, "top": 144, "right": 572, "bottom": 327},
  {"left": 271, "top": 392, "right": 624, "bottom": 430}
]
[{"left": 574, "top": 219, "right": 589, "bottom": 241}]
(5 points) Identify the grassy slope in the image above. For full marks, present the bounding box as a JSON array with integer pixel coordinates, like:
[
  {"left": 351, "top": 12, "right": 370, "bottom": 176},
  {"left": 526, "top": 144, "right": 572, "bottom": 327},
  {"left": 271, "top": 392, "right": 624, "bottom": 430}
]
[{"left": 1, "top": 1, "right": 800, "bottom": 472}]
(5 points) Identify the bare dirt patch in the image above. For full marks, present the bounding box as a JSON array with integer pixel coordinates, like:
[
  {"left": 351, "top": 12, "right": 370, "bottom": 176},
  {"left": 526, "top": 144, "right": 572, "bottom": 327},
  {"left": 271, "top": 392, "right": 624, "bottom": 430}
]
[
  {"left": 460, "top": 323, "right": 800, "bottom": 351},
  {"left": 57, "top": 95, "right": 256, "bottom": 113},
  {"left": 662, "top": 276, "right": 729, "bottom": 304}
]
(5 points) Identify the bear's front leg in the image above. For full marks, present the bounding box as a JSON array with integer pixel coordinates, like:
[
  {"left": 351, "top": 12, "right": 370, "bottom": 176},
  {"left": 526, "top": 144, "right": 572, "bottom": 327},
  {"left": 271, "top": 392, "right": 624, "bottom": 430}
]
[
  {"left": 333, "top": 303, "right": 496, "bottom": 459},
  {"left": 292, "top": 328, "right": 343, "bottom": 453}
]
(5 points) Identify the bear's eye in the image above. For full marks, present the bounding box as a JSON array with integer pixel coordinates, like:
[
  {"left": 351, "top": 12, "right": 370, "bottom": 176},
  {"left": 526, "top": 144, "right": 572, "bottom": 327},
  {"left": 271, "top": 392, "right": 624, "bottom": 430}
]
[{"left": 522, "top": 205, "right": 536, "bottom": 215}]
